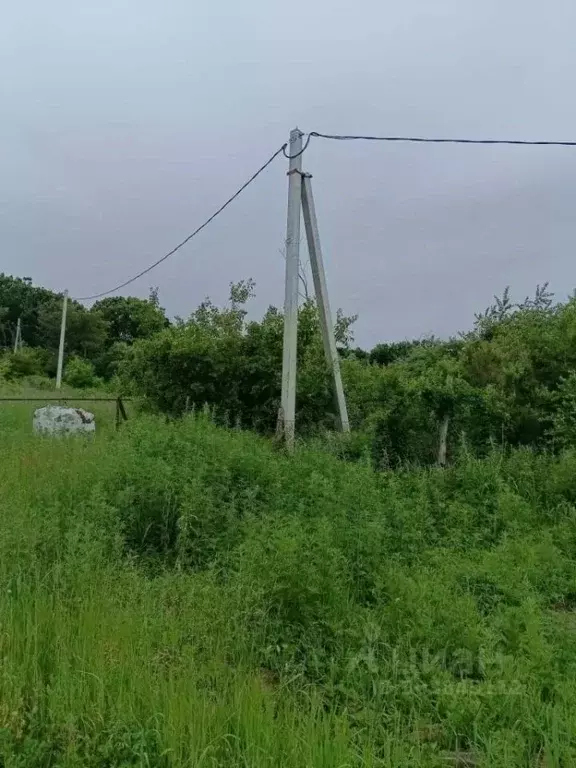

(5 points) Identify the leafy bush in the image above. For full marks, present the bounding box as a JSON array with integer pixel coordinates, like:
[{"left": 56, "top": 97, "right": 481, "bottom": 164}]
[
  {"left": 64, "top": 356, "right": 100, "bottom": 388},
  {"left": 121, "top": 285, "right": 354, "bottom": 434},
  {"left": 92, "top": 340, "right": 130, "bottom": 380},
  {"left": 5, "top": 347, "right": 52, "bottom": 378}
]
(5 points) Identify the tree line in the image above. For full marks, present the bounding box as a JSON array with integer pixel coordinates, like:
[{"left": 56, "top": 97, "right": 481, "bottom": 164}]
[
  {"left": 0, "top": 274, "right": 168, "bottom": 385},
  {"left": 2, "top": 273, "right": 576, "bottom": 466}
]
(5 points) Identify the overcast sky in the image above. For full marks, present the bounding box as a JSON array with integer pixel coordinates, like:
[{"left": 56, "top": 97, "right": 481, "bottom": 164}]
[{"left": 1, "top": 0, "right": 575, "bottom": 346}]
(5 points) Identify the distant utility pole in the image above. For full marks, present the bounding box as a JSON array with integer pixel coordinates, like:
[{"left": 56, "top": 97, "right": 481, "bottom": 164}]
[
  {"left": 13, "top": 317, "right": 22, "bottom": 353},
  {"left": 55, "top": 290, "right": 68, "bottom": 390},
  {"left": 277, "top": 128, "right": 349, "bottom": 449}
]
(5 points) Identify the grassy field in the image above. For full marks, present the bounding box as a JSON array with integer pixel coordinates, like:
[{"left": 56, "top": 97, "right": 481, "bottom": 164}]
[{"left": 1, "top": 401, "right": 576, "bottom": 766}]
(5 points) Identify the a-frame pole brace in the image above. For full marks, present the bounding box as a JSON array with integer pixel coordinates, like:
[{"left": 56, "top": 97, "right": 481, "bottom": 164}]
[{"left": 301, "top": 172, "right": 350, "bottom": 432}]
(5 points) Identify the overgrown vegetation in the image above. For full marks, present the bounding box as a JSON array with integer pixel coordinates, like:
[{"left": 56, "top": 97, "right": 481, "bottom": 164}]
[
  {"left": 1, "top": 410, "right": 576, "bottom": 765},
  {"left": 3, "top": 273, "right": 576, "bottom": 764},
  {"left": 4, "top": 273, "right": 576, "bottom": 468},
  {"left": 119, "top": 279, "right": 576, "bottom": 468}
]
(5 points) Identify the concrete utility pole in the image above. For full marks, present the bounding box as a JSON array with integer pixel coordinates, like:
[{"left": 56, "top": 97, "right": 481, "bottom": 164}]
[
  {"left": 301, "top": 173, "right": 349, "bottom": 432},
  {"left": 55, "top": 290, "right": 68, "bottom": 390},
  {"left": 277, "top": 128, "right": 304, "bottom": 450},
  {"left": 13, "top": 317, "right": 22, "bottom": 353},
  {"left": 277, "top": 128, "right": 351, "bottom": 448}
]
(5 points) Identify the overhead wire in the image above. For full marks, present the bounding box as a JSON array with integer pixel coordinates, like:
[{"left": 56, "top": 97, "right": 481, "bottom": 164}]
[
  {"left": 73, "top": 127, "right": 576, "bottom": 302},
  {"left": 74, "top": 142, "right": 288, "bottom": 301},
  {"left": 308, "top": 131, "right": 576, "bottom": 146},
  {"left": 282, "top": 133, "right": 313, "bottom": 159}
]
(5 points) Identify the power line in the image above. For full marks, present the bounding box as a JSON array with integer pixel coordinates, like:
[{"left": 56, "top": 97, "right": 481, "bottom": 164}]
[
  {"left": 74, "top": 127, "right": 576, "bottom": 302},
  {"left": 309, "top": 131, "right": 576, "bottom": 146},
  {"left": 74, "top": 142, "right": 288, "bottom": 302}
]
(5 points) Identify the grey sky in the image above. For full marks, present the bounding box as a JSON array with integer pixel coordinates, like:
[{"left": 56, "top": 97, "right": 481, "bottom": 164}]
[{"left": 1, "top": 0, "right": 575, "bottom": 346}]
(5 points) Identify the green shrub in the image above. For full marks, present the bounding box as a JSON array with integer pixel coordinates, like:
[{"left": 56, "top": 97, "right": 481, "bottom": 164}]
[
  {"left": 22, "top": 374, "right": 55, "bottom": 390},
  {"left": 6, "top": 347, "right": 50, "bottom": 378},
  {"left": 120, "top": 288, "right": 353, "bottom": 435},
  {"left": 64, "top": 356, "right": 100, "bottom": 388}
]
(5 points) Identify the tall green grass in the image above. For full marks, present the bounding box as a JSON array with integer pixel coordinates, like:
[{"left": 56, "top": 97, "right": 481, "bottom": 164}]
[{"left": 1, "top": 411, "right": 576, "bottom": 765}]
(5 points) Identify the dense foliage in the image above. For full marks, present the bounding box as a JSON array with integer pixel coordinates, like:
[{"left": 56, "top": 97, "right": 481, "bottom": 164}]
[
  {"left": 3, "top": 273, "right": 576, "bottom": 467},
  {"left": 120, "top": 280, "right": 355, "bottom": 433},
  {"left": 120, "top": 279, "right": 576, "bottom": 467}
]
